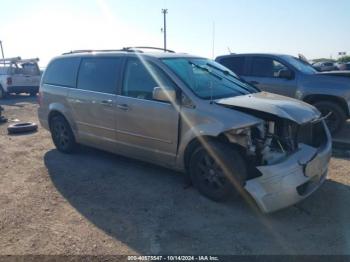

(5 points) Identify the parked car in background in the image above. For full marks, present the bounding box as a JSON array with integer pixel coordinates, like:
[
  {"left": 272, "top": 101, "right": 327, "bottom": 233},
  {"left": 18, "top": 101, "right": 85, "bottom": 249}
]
[
  {"left": 215, "top": 53, "right": 350, "bottom": 133},
  {"left": 38, "top": 47, "right": 331, "bottom": 213},
  {"left": 337, "top": 62, "right": 350, "bottom": 71},
  {"left": 0, "top": 57, "right": 41, "bottom": 98},
  {"left": 312, "top": 61, "right": 338, "bottom": 72}
]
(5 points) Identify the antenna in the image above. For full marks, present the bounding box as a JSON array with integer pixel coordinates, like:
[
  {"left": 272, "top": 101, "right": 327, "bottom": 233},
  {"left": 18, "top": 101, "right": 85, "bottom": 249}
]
[{"left": 227, "top": 47, "right": 232, "bottom": 54}]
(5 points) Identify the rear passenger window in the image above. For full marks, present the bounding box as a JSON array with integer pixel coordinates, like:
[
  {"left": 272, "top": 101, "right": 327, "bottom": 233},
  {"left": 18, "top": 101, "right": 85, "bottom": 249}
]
[
  {"left": 43, "top": 57, "right": 80, "bottom": 87},
  {"left": 77, "top": 58, "right": 122, "bottom": 94},
  {"left": 218, "top": 57, "right": 246, "bottom": 75}
]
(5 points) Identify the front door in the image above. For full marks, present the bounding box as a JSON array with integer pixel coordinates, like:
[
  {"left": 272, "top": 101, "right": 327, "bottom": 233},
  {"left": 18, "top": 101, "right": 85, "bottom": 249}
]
[
  {"left": 68, "top": 57, "right": 123, "bottom": 152},
  {"left": 115, "top": 57, "right": 179, "bottom": 166},
  {"left": 243, "top": 56, "right": 298, "bottom": 98}
]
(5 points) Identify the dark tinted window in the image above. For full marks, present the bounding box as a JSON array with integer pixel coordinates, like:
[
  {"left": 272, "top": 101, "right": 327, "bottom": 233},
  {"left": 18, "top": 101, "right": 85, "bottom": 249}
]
[
  {"left": 122, "top": 58, "right": 175, "bottom": 100},
  {"left": 77, "top": 58, "right": 122, "bottom": 94},
  {"left": 218, "top": 57, "right": 246, "bottom": 75},
  {"left": 43, "top": 57, "right": 80, "bottom": 87},
  {"left": 249, "top": 57, "right": 289, "bottom": 77},
  {"left": 250, "top": 57, "right": 274, "bottom": 77}
]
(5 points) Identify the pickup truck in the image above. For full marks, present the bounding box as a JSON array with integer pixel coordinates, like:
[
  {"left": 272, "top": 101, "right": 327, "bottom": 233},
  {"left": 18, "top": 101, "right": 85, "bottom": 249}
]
[
  {"left": 216, "top": 53, "right": 350, "bottom": 133},
  {"left": 0, "top": 57, "right": 41, "bottom": 98}
]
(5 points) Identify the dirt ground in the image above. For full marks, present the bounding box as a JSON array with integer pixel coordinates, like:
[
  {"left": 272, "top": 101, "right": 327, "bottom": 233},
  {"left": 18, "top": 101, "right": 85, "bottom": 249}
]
[{"left": 0, "top": 95, "right": 350, "bottom": 255}]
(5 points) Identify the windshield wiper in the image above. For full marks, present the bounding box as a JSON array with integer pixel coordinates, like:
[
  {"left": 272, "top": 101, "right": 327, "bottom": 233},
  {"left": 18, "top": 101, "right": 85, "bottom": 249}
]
[
  {"left": 206, "top": 63, "right": 260, "bottom": 93},
  {"left": 188, "top": 61, "right": 222, "bottom": 80},
  {"left": 188, "top": 61, "right": 246, "bottom": 97}
]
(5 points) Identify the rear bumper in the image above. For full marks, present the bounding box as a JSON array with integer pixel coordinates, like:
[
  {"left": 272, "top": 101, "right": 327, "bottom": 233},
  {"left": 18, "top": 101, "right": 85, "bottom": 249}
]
[
  {"left": 245, "top": 123, "right": 332, "bottom": 213},
  {"left": 38, "top": 107, "right": 50, "bottom": 131},
  {"left": 7, "top": 86, "right": 39, "bottom": 94}
]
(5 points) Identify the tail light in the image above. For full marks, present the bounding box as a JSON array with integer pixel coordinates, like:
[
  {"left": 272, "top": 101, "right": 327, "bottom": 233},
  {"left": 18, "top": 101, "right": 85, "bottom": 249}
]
[{"left": 6, "top": 77, "right": 12, "bottom": 85}]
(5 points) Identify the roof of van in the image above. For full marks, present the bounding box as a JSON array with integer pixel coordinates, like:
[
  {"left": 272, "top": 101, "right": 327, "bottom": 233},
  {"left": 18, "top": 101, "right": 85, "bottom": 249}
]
[
  {"left": 215, "top": 53, "right": 291, "bottom": 60},
  {"left": 60, "top": 48, "right": 203, "bottom": 59}
]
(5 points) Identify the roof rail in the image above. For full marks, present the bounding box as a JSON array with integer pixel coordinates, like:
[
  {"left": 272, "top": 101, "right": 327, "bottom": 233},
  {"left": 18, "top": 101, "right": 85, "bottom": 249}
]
[
  {"left": 0, "top": 57, "right": 39, "bottom": 63},
  {"left": 62, "top": 46, "right": 175, "bottom": 55},
  {"left": 124, "top": 46, "right": 175, "bottom": 53},
  {"left": 62, "top": 48, "right": 142, "bottom": 55},
  {"left": 0, "top": 57, "right": 22, "bottom": 62}
]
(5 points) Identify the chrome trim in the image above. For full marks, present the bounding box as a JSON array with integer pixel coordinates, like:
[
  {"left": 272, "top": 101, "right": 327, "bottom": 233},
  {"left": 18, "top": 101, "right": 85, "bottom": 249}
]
[
  {"left": 76, "top": 121, "right": 115, "bottom": 132},
  {"left": 117, "top": 129, "right": 173, "bottom": 144}
]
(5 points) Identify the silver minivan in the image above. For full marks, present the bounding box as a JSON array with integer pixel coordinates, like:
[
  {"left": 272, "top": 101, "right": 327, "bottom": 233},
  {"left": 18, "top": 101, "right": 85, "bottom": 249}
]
[{"left": 38, "top": 48, "right": 332, "bottom": 213}]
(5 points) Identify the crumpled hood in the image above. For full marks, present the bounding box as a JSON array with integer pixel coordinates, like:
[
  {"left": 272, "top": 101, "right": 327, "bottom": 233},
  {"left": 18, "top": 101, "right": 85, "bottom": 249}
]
[{"left": 216, "top": 92, "right": 321, "bottom": 125}]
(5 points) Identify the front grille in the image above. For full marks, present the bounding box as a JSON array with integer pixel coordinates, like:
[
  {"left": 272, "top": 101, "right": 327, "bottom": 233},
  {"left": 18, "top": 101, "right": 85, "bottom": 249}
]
[{"left": 298, "top": 121, "right": 327, "bottom": 148}]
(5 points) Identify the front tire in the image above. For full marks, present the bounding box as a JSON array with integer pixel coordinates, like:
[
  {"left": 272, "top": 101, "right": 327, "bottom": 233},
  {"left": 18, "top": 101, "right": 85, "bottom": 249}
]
[
  {"left": 189, "top": 141, "right": 247, "bottom": 201},
  {"left": 313, "top": 101, "right": 346, "bottom": 134},
  {"left": 50, "top": 115, "right": 76, "bottom": 153}
]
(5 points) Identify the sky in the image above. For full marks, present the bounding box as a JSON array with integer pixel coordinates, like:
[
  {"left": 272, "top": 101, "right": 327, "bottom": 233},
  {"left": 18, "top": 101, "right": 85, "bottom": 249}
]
[{"left": 0, "top": 0, "right": 349, "bottom": 66}]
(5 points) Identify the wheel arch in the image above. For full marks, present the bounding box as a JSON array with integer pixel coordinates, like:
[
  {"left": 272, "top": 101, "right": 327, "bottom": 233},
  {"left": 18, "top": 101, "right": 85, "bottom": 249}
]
[
  {"left": 303, "top": 94, "right": 349, "bottom": 117},
  {"left": 48, "top": 109, "right": 77, "bottom": 139},
  {"left": 183, "top": 134, "right": 246, "bottom": 171}
]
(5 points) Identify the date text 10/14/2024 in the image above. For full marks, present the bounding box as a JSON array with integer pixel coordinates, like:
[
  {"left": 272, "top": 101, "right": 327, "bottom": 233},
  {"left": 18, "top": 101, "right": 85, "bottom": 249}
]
[{"left": 128, "top": 256, "right": 219, "bottom": 261}]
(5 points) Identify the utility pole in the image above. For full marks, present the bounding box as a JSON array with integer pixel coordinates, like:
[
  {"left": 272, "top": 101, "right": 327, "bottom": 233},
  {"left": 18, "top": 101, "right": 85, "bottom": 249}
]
[
  {"left": 161, "top": 9, "right": 168, "bottom": 51},
  {"left": 0, "top": 40, "right": 5, "bottom": 66},
  {"left": 0, "top": 40, "right": 4, "bottom": 60}
]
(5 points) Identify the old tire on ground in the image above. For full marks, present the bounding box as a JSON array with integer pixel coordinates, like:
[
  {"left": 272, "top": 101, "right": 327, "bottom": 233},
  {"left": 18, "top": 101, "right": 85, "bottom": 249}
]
[
  {"left": 50, "top": 115, "right": 76, "bottom": 153},
  {"left": 189, "top": 141, "right": 247, "bottom": 201},
  {"left": 313, "top": 101, "right": 346, "bottom": 134},
  {"left": 7, "top": 122, "right": 38, "bottom": 134}
]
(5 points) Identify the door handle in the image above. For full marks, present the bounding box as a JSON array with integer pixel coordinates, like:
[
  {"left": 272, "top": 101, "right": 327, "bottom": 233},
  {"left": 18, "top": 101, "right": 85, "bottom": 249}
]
[
  {"left": 117, "top": 104, "right": 129, "bottom": 111},
  {"left": 250, "top": 81, "right": 259, "bottom": 85},
  {"left": 101, "top": 99, "right": 113, "bottom": 106}
]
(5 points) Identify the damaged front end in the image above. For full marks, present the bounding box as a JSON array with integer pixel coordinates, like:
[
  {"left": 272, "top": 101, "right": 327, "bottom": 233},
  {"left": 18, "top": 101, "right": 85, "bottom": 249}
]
[{"left": 218, "top": 94, "right": 332, "bottom": 213}]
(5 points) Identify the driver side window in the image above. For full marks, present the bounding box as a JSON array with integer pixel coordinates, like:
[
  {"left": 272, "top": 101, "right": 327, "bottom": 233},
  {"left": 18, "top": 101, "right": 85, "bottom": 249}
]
[{"left": 122, "top": 58, "right": 176, "bottom": 101}]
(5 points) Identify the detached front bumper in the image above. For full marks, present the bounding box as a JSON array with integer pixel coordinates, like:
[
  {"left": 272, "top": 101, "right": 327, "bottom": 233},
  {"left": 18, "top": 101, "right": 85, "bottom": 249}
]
[{"left": 245, "top": 123, "right": 332, "bottom": 213}]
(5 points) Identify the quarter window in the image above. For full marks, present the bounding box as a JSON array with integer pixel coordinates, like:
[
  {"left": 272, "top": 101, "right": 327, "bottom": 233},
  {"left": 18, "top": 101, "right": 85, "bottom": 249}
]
[
  {"left": 43, "top": 57, "right": 80, "bottom": 87},
  {"left": 77, "top": 58, "right": 122, "bottom": 94}
]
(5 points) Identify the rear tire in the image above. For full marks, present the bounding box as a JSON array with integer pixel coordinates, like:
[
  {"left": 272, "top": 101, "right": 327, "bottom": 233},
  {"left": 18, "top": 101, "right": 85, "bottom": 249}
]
[
  {"left": 313, "top": 101, "right": 346, "bottom": 134},
  {"left": 29, "top": 92, "right": 37, "bottom": 97},
  {"left": 50, "top": 115, "right": 76, "bottom": 153},
  {"left": 189, "top": 141, "right": 247, "bottom": 201}
]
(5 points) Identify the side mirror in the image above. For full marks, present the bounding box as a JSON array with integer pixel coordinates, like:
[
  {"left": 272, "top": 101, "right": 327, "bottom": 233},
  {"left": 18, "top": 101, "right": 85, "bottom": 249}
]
[
  {"left": 152, "top": 87, "right": 176, "bottom": 103},
  {"left": 278, "top": 69, "right": 294, "bottom": 79}
]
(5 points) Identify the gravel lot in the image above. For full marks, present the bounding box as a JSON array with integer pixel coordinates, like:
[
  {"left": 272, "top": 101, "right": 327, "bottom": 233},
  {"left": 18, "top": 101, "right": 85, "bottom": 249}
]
[{"left": 0, "top": 95, "right": 350, "bottom": 255}]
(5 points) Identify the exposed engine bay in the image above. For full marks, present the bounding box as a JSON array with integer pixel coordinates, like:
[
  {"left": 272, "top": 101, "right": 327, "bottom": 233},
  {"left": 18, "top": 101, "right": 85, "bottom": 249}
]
[
  {"left": 215, "top": 92, "right": 331, "bottom": 212},
  {"left": 224, "top": 109, "right": 328, "bottom": 172}
]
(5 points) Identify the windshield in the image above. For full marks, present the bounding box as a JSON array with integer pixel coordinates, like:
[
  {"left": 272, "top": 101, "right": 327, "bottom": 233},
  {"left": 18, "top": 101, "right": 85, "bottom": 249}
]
[
  {"left": 283, "top": 56, "right": 318, "bottom": 74},
  {"left": 162, "top": 58, "right": 259, "bottom": 100}
]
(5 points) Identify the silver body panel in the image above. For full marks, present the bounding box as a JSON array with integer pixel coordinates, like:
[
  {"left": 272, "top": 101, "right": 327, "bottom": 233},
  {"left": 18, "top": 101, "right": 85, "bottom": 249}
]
[{"left": 38, "top": 51, "right": 332, "bottom": 213}]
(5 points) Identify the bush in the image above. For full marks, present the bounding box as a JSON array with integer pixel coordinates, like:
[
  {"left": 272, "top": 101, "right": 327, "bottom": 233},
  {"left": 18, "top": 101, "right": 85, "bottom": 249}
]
[{"left": 338, "top": 56, "right": 350, "bottom": 63}]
